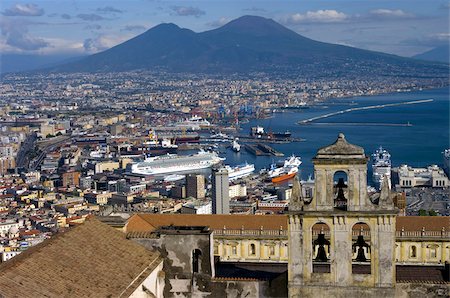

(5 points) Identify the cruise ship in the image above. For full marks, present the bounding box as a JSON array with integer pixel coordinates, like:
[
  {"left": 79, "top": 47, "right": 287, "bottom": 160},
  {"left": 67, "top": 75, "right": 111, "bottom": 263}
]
[
  {"left": 131, "top": 151, "right": 224, "bottom": 175},
  {"left": 225, "top": 163, "right": 255, "bottom": 181},
  {"left": 371, "top": 146, "right": 391, "bottom": 189},
  {"left": 443, "top": 149, "right": 450, "bottom": 177},
  {"left": 175, "top": 115, "right": 211, "bottom": 130}
]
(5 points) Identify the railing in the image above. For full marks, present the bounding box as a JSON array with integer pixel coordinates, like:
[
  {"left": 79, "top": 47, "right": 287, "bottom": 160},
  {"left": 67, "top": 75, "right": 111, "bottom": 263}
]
[
  {"left": 214, "top": 229, "right": 287, "bottom": 237},
  {"left": 396, "top": 230, "right": 449, "bottom": 239},
  {"left": 213, "top": 229, "right": 448, "bottom": 239}
]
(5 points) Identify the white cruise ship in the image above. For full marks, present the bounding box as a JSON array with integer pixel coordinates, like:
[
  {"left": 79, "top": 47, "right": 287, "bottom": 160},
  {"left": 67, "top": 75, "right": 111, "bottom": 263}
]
[
  {"left": 371, "top": 146, "right": 391, "bottom": 189},
  {"left": 225, "top": 163, "right": 255, "bottom": 181},
  {"left": 175, "top": 115, "right": 211, "bottom": 130},
  {"left": 131, "top": 151, "right": 223, "bottom": 175}
]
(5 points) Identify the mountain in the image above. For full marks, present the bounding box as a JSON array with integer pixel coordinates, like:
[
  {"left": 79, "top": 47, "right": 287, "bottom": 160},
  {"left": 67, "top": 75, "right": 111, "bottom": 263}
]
[
  {"left": 413, "top": 45, "right": 449, "bottom": 64},
  {"left": 50, "top": 16, "right": 447, "bottom": 76}
]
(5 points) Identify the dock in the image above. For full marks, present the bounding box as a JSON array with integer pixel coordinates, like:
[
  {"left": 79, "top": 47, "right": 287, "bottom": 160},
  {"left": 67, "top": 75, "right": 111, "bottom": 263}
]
[
  {"left": 257, "top": 144, "right": 284, "bottom": 156},
  {"left": 245, "top": 143, "right": 284, "bottom": 156}
]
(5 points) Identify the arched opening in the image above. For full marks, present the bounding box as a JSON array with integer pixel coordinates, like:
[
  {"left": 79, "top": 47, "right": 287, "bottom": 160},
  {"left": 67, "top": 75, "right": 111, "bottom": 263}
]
[
  {"left": 410, "top": 245, "right": 417, "bottom": 258},
  {"left": 333, "top": 171, "right": 348, "bottom": 210},
  {"left": 249, "top": 243, "right": 256, "bottom": 256},
  {"left": 192, "top": 249, "right": 202, "bottom": 274},
  {"left": 312, "top": 222, "right": 331, "bottom": 273},
  {"left": 352, "top": 222, "right": 371, "bottom": 274}
]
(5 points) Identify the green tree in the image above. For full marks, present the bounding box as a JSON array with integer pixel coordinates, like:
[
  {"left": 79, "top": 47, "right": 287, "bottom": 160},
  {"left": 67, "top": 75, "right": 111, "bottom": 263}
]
[
  {"left": 418, "top": 209, "right": 427, "bottom": 216},
  {"left": 428, "top": 210, "right": 437, "bottom": 216}
]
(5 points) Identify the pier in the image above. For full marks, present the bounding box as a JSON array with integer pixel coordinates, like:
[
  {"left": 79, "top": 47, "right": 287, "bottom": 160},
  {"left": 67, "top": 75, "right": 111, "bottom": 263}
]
[
  {"left": 308, "top": 122, "right": 413, "bottom": 127},
  {"left": 298, "top": 99, "right": 433, "bottom": 125},
  {"left": 245, "top": 143, "right": 284, "bottom": 156}
]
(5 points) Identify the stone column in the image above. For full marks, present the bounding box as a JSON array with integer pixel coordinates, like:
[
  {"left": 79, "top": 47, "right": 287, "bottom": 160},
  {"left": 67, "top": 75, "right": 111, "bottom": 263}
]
[
  {"left": 288, "top": 214, "right": 304, "bottom": 296},
  {"left": 332, "top": 216, "right": 351, "bottom": 285}
]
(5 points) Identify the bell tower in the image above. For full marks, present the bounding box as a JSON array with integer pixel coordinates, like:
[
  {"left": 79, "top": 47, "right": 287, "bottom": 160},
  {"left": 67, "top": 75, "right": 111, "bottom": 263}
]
[{"left": 288, "top": 133, "right": 396, "bottom": 297}]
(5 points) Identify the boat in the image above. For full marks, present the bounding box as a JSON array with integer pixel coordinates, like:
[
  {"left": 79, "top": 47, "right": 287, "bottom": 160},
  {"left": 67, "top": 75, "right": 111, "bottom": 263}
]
[
  {"left": 225, "top": 163, "right": 255, "bottom": 181},
  {"left": 269, "top": 155, "right": 301, "bottom": 183},
  {"left": 175, "top": 115, "right": 211, "bottom": 130},
  {"left": 371, "top": 146, "right": 391, "bottom": 189},
  {"left": 250, "top": 126, "right": 292, "bottom": 139},
  {"left": 443, "top": 149, "right": 450, "bottom": 177},
  {"left": 131, "top": 150, "right": 224, "bottom": 175},
  {"left": 232, "top": 138, "right": 241, "bottom": 152},
  {"left": 269, "top": 166, "right": 298, "bottom": 183},
  {"left": 163, "top": 174, "right": 185, "bottom": 182}
]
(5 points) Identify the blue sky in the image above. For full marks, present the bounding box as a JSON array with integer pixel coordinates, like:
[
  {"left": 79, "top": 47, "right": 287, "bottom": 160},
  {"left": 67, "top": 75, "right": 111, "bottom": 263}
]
[{"left": 1, "top": 0, "right": 448, "bottom": 57}]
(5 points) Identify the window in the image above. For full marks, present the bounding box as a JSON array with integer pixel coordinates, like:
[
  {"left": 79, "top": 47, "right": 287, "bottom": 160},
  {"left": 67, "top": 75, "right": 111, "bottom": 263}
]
[
  {"left": 410, "top": 246, "right": 417, "bottom": 258},
  {"left": 192, "top": 249, "right": 202, "bottom": 273},
  {"left": 249, "top": 244, "right": 256, "bottom": 255},
  {"left": 231, "top": 245, "right": 237, "bottom": 255},
  {"left": 214, "top": 245, "right": 219, "bottom": 255}
]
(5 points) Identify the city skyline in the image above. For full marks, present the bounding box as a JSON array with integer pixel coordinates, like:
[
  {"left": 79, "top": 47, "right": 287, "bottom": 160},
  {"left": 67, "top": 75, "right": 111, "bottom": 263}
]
[{"left": 0, "top": 0, "right": 449, "bottom": 58}]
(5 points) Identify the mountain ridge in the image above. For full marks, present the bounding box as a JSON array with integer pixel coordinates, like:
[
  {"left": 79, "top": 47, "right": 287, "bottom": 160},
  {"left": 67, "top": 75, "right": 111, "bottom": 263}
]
[{"left": 49, "top": 15, "right": 447, "bottom": 76}]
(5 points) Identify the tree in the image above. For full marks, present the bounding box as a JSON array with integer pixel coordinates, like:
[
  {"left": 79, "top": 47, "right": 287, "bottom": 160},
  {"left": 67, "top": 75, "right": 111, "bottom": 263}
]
[
  {"left": 428, "top": 210, "right": 437, "bottom": 216},
  {"left": 418, "top": 209, "right": 427, "bottom": 216}
]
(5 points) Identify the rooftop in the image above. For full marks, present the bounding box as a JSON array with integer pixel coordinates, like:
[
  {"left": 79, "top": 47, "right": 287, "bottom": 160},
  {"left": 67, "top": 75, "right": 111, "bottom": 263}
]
[{"left": 0, "top": 217, "right": 161, "bottom": 298}]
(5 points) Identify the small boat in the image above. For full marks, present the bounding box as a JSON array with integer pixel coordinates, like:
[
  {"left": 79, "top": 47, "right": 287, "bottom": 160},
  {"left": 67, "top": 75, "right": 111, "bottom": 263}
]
[
  {"left": 232, "top": 138, "right": 241, "bottom": 152},
  {"left": 164, "top": 174, "right": 185, "bottom": 182}
]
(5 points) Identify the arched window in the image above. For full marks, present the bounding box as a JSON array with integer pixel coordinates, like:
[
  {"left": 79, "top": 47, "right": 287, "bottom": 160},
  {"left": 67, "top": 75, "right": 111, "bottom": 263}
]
[
  {"left": 312, "top": 222, "right": 331, "bottom": 273},
  {"left": 249, "top": 243, "right": 256, "bottom": 255},
  {"left": 333, "top": 171, "right": 348, "bottom": 210},
  {"left": 352, "top": 222, "right": 371, "bottom": 274},
  {"left": 192, "top": 249, "right": 202, "bottom": 273},
  {"left": 410, "top": 245, "right": 417, "bottom": 258}
]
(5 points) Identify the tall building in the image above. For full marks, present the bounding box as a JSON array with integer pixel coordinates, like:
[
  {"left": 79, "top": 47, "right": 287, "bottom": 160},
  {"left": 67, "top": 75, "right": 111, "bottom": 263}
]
[
  {"left": 211, "top": 167, "right": 229, "bottom": 214},
  {"left": 186, "top": 174, "right": 205, "bottom": 199}
]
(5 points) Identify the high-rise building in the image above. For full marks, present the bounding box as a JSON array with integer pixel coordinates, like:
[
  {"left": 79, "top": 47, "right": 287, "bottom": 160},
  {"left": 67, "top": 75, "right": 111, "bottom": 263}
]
[
  {"left": 211, "top": 167, "right": 229, "bottom": 214},
  {"left": 186, "top": 174, "right": 205, "bottom": 199}
]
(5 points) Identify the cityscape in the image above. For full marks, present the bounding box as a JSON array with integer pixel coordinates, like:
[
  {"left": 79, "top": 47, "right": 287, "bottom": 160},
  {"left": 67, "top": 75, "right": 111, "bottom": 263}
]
[{"left": 0, "top": 1, "right": 449, "bottom": 297}]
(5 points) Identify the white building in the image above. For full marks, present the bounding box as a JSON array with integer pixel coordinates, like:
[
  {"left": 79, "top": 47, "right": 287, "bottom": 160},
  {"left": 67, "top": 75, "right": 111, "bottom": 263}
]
[{"left": 398, "top": 164, "right": 449, "bottom": 188}]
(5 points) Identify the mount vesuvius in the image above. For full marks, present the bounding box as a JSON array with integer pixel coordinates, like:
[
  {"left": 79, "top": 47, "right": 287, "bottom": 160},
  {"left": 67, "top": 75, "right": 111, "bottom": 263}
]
[{"left": 51, "top": 15, "right": 448, "bottom": 77}]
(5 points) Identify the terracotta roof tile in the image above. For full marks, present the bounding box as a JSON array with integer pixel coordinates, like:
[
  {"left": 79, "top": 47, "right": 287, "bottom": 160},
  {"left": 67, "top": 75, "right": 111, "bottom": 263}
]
[
  {"left": 126, "top": 214, "right": 449, "bottom": 233},
  {"left": 0, "top": 217, "right": 161, "bottom": 298},
  {"left": 126, "top": 214, "right": 288, "bottom": 232}
]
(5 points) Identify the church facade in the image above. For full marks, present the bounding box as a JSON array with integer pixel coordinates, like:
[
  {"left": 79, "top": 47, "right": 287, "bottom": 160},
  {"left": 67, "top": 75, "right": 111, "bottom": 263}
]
[{"left": 288, "top": 133, "right": 398, "bottom": 297}]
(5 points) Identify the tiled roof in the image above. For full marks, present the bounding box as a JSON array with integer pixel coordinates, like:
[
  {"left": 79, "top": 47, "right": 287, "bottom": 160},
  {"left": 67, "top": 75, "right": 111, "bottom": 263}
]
[
  {"left": 396, "top": 216, "right": 449, "bottom": 232},
  {"left": 126, "top": 214, "right": 449, "bottom": 232},
  {"left": 0, "top": 217, "right": 161, "bottom": 298},
  {"left": 126, "top": 214, "right": 288, "bottom": 232}
]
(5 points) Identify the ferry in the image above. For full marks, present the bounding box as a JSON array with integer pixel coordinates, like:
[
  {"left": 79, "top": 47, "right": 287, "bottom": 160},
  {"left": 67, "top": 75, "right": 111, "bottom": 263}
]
[
  {"left": 268, "top": 155, "right": 302, "bottom": 183},
  {"left": 131, "top": 150, "right": 224, "bottom": 175},
  {"left": 371, "top": 146, "right": 391, "bottom": 189},
  {"left": 225, "top": 163, "right": 255, "bottom": 181}
]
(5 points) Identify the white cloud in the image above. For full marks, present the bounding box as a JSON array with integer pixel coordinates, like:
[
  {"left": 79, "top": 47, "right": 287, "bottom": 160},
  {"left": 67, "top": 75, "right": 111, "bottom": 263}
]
[
  {"left": 2, "top": 3, "right": 44, "bottom": 17},
  {"left": 282, "top": 10, "right": 348, "bottom": 24},
  {"left": 0, "top": 19, "right": 48, "bottom": 51},
  {"left": 83, "top": 34, "right": 131, "bottom": 53},
  {"left": 369, "top": 9, "right": 414, "bottom": 19},
  {"left": 171, "top": 6, "right": 205, "bottom": 17},
  {"left": 206, "top": 17, "right": 230, "bottom": 27}
]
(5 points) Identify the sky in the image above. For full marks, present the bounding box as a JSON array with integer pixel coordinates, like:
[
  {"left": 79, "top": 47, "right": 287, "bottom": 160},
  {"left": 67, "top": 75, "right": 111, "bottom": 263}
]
[{"left": 0, "top": 0, "right": 449, "bottom": 58}]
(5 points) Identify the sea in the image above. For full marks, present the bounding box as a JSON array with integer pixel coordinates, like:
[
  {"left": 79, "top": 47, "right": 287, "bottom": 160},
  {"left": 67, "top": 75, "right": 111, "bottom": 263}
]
[{"left": 222, "top": 87, "right": 449, "bottom": 181}]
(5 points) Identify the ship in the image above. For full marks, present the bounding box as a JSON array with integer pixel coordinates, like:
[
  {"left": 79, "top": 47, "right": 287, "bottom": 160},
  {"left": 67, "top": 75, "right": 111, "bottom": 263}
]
[
  {"left": 225, "top": 163, "right": 255, "bottom": 181},
  {"left": 131, "top": 150, "right": 224, "bottom": 175},
  {"left": 250, "top": 126, "right": 291, "bottom": 139},
  {"left": 371, "top": 146, "right": 391, "bottom": 189},
  {"left": 163, "top": 174, "right": 185, "bottom": 182},
  {"left": 232, "top": 138, "right": 241, "bottom": 152},
  {"left": 443, "top": 149, "right": 450, "bottom": 177},
  {"left": 175, "top": 115, "right": 211, "bottom": 130},
  {"left": 269, "top": 165, "right": 298, "bottom": 183},
  {"left": 268, "top": 155, "right": 302, "bottom": 183}
]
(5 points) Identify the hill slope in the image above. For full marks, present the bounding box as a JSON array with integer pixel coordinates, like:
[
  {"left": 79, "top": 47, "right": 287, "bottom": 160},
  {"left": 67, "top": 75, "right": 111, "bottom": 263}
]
[{"left": 413, "top": 45, "right": 449, "bottom": 64}]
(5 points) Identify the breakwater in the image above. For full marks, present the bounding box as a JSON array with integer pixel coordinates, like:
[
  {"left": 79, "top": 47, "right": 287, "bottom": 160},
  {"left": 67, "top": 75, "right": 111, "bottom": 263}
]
[{"left": 298, "top": 99, "right": 434, "bottom": 124}]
